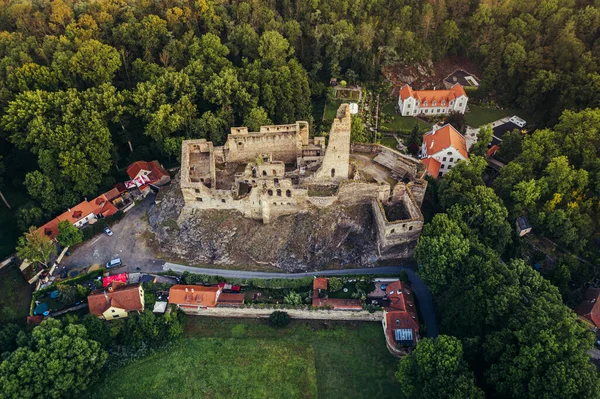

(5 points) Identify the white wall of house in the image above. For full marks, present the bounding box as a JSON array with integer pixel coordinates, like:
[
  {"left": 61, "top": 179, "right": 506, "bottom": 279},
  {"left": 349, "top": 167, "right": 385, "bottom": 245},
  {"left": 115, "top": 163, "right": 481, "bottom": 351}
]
[
  {"left": 398, "top": 93, "right": 468, "bottom": 116},
  {"left": 73, "top": 212, "right": 96, "bottom": 228},
  {"left": 429, "top": 148, "right": 467, "bottom": 176}
]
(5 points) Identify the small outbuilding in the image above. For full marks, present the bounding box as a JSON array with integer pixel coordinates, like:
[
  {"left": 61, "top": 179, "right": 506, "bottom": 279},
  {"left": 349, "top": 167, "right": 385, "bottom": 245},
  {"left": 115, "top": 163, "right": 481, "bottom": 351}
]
[
  {"left": 152, "top": 301, "right": 168, "bottom": 314},
  {"left": 516, "top": 216, "right": 532, "bottom": 237}
]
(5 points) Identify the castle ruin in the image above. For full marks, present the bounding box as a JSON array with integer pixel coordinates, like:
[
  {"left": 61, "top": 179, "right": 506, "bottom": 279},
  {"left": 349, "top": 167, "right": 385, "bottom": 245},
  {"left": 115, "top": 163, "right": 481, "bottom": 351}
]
[{"left": 179, "top": 104, "right": 427, "bottom": 258}]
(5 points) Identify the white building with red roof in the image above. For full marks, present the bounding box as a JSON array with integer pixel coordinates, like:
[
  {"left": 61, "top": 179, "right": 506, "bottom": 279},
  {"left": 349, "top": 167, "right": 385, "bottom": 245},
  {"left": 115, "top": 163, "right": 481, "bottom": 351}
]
[
  {"left": 125, "top": 160, "right": 171, "bottom": 195},
  {"left": 420, "top": 124, "right": 468, "bottom": 178},
  {"left": 398, "top": 83, "right": 468, "bottom": 116}
]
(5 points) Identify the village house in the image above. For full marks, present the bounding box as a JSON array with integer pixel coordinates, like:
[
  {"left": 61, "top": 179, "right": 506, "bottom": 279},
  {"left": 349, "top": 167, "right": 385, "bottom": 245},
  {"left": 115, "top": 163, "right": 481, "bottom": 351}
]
[
  {"left": 168, "top": 285, "right": 244, "bottom": 312},
  {"left": 125, "top": 160, "right": 171, "bottom": 196},
  {"left": 87, "top": 281, "right": 145, "bottom": 320},
  {"left": 35, "top": 191, "right": 120, "bottom": 241},
  {"left": 420, "top": 124, "right": 468, "bottom": 178},
  {"left": 381, "top": 280, "right": 420, "bottom": 355},
  {"left": 398, "top": 83, "right": 468, "bottom": 116},
  {"left": 574, "top": 288, "right": 600, "bottom": 330}
]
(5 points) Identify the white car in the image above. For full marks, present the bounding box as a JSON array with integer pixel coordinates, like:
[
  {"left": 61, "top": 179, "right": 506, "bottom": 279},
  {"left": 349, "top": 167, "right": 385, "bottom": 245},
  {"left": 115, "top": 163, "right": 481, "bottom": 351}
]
[{"left": 104, "top": 227, "right": 113, "bottom": 236}]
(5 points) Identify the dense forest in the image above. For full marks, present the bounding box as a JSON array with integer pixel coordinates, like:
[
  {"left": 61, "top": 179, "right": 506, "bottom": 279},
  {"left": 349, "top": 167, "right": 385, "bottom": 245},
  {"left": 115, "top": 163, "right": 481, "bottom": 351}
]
[
  {"left": 0, "top": 0, "right": 599, "bottom": 224},
  {"left": 1, "top": 1, "right": 600, "bottom": 397}
]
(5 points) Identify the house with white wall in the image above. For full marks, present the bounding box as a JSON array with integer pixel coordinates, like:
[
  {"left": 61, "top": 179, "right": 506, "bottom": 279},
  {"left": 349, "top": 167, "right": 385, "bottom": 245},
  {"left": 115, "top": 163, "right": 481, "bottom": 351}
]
[
  {"left": 420, "top": 124, "right": 468, "bottom": 178},
  {"left": 398, "top": 84, "right": 468, "bottom": 116}
]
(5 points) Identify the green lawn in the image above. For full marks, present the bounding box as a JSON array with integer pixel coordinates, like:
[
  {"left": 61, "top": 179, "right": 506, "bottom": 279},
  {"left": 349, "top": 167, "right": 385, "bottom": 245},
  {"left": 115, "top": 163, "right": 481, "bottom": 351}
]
[
  {"left": 0, "top": 264, "right": 33, "bottom": 324},
  {"left": 379, "top": 136, "right": 399, "bottom": 150},
  {"left": 380, "top": 103, "right": 430, "bottom": 133},
  {"left": 465, "top": 105, "right": 528, "bottom": 128},
  {"left": 86, "top": 317, "right": 402, "bottom": 399}
]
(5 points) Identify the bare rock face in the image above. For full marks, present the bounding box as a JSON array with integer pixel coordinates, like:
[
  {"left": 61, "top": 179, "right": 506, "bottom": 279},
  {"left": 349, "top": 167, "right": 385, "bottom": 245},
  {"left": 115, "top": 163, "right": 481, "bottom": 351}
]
[{"left": 148, "top": 176, "right": 379, "bottom": 272}]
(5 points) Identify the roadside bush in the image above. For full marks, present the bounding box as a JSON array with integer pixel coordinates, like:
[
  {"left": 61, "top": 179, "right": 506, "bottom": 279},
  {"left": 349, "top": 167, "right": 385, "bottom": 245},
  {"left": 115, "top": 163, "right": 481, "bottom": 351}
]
[{"left": 269, "top": 311, "right": 290, "bottom": 328}]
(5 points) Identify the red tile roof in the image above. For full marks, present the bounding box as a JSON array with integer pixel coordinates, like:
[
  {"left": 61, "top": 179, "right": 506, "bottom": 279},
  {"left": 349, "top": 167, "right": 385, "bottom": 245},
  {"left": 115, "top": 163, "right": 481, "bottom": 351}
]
[
  {"left": 103, "top": 187, "right": 121, "bottom": 201},
  {"left": 422, "top": 124, "right": 468, "bottom": 159},
  {"left": 487, "top": 144, "right": 500, "bottom": 157},
  {"left": 34, "top": 200, "right": 95, "bottom": 240},
  {"left": 385, "top": 281, "right": 419, "bottom": 329},
  {"left": 169, "top": 285, "right": 221, "bottom": 308},
  {"left": 126, "top": 160, "right": 170, "bottom": 187},
  {"left": 87, "top": 283, "right": 144, "bottom": 316},
  {"left": 574, "top": 288, "right": 600, "bottom": 328},
  {"left": 216, "top": 293, "right": 245, "bottom": 305},
  {"left": 313, "top": 278, "right": 328, "bottom": 291},
  {"left": 384, "top": 280, "right": 420, "bottom": 346},
  {"left": 421, "top": 157, "right": 441, "bottom": 177},
  {"left": 400, "top": 83, "right": 467, "bottom": 106}
]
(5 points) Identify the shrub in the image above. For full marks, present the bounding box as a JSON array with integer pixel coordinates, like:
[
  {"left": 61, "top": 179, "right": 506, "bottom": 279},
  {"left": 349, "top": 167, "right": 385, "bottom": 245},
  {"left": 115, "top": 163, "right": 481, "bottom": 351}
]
[
  {"left": 328, "top": 277, "right": 343, "bottom": 292},
  {"left": 398, "top": 270, "right": 410, "bottom": 284},
  {"left": 283, "top": 291, "right": 303, "bottom": 306},
  {"left": 269, "top": 311, "right": 290, "bottom": 328}
]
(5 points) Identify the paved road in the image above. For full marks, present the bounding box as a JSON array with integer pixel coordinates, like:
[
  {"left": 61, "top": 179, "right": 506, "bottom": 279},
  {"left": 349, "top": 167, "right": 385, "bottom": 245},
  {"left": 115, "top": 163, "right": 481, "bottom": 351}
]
[{"left": 164, "top": 262, "right": 438, "bottom": 338}]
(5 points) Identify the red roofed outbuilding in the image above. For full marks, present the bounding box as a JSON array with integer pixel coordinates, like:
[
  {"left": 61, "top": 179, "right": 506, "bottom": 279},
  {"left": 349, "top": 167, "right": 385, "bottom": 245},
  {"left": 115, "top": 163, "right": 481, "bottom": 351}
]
[{"left": 383, "top": 280, "right": 420, "bottom": 351}]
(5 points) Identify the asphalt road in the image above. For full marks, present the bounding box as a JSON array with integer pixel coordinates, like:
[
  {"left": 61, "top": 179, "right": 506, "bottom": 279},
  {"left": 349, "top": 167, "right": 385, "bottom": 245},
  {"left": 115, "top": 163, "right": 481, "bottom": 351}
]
[{"left": 164, "top": 263, "right": 439, "bottom": 338}]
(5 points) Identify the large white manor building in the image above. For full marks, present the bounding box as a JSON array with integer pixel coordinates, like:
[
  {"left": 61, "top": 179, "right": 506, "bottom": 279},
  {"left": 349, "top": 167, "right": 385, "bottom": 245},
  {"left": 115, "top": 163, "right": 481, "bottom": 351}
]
[
  {"left": 420, "top": 124, "right": 468, "bottom": 178},
  {"left": 398, "top": 84, "right": 468, "bottom": 116}
]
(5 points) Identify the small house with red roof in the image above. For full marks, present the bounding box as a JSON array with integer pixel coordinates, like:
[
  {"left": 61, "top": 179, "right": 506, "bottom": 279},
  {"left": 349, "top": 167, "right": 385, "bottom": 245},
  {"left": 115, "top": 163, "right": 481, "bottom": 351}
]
[
  {"left": 398, "top": 83, "right": 468, "bottom": 117},
  {"left": 168, "top": 285, "right": 244, "bottom": 312},
  {"left": 574, "top": 288, "right": 600, "bottom": 329},
  {"left": 126, "top": 160, "right": 171, "bottom": 195},
  {"left": 420, "top": 124, "right": 468, "bottom": 178},
  {"left": 87, "top": 281, "right": 145, "bottom": 320}
]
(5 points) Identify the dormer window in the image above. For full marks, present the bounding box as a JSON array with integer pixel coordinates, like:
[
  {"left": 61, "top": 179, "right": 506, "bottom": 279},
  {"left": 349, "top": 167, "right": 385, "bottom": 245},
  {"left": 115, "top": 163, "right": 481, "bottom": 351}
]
[
  {"left": 441, "top": 101, "right": 445, "bottom": 106},
  {"left": 423, "top": 101, "right": 428, "bottom": 106},
  {"left": 432, "top": 101, "right": 436, "bottom": 106}
]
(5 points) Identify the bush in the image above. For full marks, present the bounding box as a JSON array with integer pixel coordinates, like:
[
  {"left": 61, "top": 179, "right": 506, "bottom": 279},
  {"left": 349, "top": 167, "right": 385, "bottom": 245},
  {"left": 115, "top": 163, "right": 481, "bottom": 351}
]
[
  {"left": 328, "top": 277, "right": 343, "bottom": 292},
  {"left": 269, "top": 311, "right": 290, "bottom": 328}
]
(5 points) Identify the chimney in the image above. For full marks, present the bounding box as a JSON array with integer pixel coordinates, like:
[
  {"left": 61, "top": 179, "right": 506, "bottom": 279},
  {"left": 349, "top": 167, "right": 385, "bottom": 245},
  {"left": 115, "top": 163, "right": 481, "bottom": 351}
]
[
  {"left": 191, "top": 288, "right": 194, "bottom": 292},
  {"left": 185, "top": 288, "right": 188, "bottom": 292}
]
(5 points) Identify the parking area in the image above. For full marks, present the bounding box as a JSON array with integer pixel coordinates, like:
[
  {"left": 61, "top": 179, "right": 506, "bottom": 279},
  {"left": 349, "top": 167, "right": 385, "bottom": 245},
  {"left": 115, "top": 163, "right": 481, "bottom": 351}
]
[{"left": 60, "top": 195, "right": 164, "bottom": 275}]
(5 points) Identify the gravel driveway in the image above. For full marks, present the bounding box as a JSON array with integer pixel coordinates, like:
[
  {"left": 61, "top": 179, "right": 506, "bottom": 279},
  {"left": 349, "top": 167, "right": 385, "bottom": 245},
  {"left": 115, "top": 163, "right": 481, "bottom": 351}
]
[{"left": 60, "top": 195, "right": 164, "bottom": 275}]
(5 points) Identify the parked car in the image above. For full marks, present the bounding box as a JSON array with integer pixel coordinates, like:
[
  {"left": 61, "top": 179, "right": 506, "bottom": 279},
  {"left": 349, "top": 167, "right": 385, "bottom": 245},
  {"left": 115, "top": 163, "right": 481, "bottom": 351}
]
[
  {"left": 106, "top": 258, "right": 122, "bottom": 269},
  {"left": 104, "top": 227, "right": 113, "bottom": 236}
]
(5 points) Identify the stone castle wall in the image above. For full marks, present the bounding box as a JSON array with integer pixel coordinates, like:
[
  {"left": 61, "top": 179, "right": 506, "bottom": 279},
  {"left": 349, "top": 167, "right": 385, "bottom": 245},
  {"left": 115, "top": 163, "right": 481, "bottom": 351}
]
[
  {"left": 179, "top": 104, "right": 427, "bottom": 260},
  {"left": 223, "top": 122, "right": 309, "bottom": 164},
  {"left": 312, "top": 104, "right": 351, "bottom": 182}
]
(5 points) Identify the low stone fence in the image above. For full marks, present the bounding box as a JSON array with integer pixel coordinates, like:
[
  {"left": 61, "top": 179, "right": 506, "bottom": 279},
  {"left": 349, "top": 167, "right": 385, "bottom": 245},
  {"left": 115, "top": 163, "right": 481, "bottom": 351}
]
[{"left": 182, "top": 306, "right": 384, "bottom": 322}]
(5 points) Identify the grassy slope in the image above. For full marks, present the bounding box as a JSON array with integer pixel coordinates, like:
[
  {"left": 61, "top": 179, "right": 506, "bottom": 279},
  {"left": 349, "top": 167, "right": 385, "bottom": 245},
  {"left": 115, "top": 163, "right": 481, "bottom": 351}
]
[
  {"left": 465, "top": 105, "right": 529, "bottom": 127},
  {"left": 86, "top": 317, "right": 401, "bottom": 399},
  {"left": 0, "top": 264, "right": 32, "bottom": 324},
  {"left": 380, "top": 103, "right": 430, "bottom": 133}
]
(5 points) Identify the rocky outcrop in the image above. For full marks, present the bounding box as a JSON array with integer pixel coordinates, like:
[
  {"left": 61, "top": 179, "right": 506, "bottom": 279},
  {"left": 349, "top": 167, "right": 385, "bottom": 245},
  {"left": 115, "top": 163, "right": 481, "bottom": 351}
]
[{"left": 148, "top": 175, "right": 379, "bottom": 272}]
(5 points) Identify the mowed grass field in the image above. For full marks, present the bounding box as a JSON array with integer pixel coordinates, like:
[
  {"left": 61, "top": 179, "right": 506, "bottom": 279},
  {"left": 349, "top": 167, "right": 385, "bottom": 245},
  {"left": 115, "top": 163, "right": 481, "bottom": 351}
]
[
  {"left": 86, "top": 317, "right": 402, "bottom": 399},
  {"left": 465, "top": 105, "right": 529, "bottom": 127}
]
